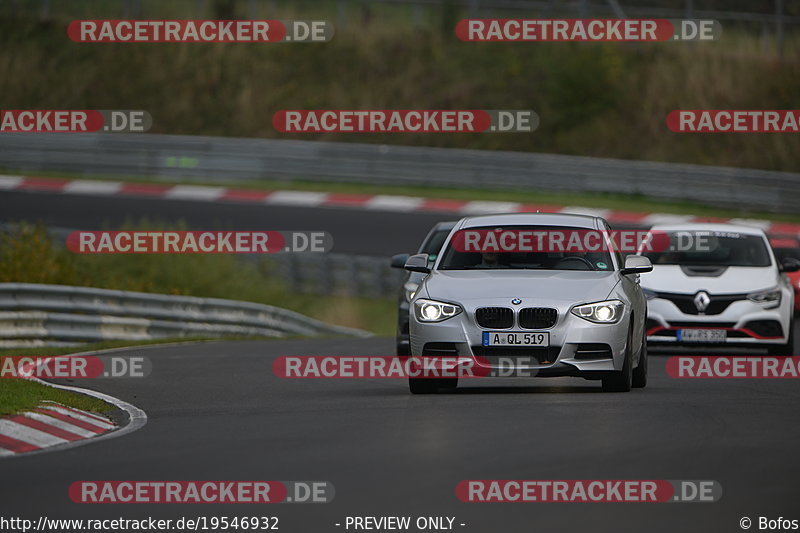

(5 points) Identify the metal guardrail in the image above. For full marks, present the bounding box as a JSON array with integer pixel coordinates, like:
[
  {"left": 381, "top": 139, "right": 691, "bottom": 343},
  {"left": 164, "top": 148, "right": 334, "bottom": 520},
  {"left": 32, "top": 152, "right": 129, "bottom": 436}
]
[
  {"left": 1, "top": 132, "right": 799, "bottom": 213},
  {"left": 0, "top": 283, "right": 371, "bottom": 348}
]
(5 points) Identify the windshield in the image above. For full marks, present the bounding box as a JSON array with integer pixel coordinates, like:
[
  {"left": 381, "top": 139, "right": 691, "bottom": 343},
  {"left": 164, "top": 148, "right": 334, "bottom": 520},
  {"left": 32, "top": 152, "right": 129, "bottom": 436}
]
[
  {"left": 438, "top": 225, "right": 614, "bottom": 271},
  {"left": 643, "top": 231, "right": 771, "bottom": 267}
]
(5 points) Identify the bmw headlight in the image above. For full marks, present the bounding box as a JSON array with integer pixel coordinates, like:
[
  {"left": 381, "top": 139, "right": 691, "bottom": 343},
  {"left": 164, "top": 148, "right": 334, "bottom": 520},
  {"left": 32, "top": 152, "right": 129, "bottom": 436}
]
[
  {"left": 414, "top": 299, "right": 462, "bottom": 323},
  {"left": 404, "top": 282, "right": 419, "bottom": 302},
  {"left": 747, "top": 287, "right": 781, "bottom": 309},
  {"left": 571, "top": 300, "right": 624, "bottom": 324}
]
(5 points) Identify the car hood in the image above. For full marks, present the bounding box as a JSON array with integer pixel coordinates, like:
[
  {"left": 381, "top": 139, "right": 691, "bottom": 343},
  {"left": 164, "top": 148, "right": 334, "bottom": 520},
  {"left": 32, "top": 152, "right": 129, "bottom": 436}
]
[
  {"left": 422, "top": 270, "right": 619, "bottom": 304},
  {"left": 640, "top": 265, "right": 778, "bottom": 294}
]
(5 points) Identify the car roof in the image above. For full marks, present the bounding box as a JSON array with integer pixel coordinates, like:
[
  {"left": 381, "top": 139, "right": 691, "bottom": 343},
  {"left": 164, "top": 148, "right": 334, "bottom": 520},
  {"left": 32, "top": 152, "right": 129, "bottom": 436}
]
[
  {"left": 433, "top": 221, "right": 458, "bottom": 231},
  {"left": 648, "top": 222, "right": 767, "bottom": 236},
  {"left": 456, "top": 212, "right": 602, "bottom": 230}
]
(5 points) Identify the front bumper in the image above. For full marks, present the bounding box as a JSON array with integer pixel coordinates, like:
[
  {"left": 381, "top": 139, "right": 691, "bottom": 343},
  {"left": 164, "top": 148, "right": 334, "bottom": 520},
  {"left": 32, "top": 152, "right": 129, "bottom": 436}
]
[
  {"left": 409, "top": 301, "right": 631, "bottom": 378},
  {"left": 646, "top": 296, "right": 792, "bottom": 346}
]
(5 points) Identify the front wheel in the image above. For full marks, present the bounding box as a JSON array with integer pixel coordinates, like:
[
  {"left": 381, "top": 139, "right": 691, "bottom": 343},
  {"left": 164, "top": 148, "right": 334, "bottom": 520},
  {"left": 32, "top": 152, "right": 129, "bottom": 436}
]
[
  {"left": 439, "top": 378, "right": 458, "bottom": 390},
  {"left": 602, "top": 323, "right": 633, "bottom": 392},
  {"left": 409, "top": 378, "right": 439, "bottom": 394}
]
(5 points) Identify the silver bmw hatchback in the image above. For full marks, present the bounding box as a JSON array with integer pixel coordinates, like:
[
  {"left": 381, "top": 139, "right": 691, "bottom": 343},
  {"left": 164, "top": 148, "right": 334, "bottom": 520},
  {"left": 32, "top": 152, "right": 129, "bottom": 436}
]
[{"left": 404, "top": 213, "right": 652, "bottom": 394}]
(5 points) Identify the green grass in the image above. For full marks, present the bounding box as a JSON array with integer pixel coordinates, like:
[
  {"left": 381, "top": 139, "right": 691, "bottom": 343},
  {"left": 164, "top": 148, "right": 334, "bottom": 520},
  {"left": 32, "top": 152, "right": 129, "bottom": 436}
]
[
  {"left": 0, "top": 373, "right": 112, "bottom": 416},
  {"left": 0, "top": 13, "right": 797, "bottom": 172},
  {"left": 0, "top": 223, "right": 397, "bottom": 336}
]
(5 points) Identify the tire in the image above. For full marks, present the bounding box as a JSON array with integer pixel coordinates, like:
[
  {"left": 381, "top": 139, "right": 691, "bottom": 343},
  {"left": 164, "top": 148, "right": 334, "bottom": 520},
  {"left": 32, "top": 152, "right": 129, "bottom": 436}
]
[
  {"left": 409, "top": 378, "right": 439, "bottom": 394},
  {"left": 632, "top": 327, "right": 648, "bottom": 389},
  {"left": 439, "top": 378, "right": 458, "bottom": 390},
  {"left": 602, "top": 322, "right": 633, "bottom": 392},
  {"left": 768, "top": 318, "right": 795, "bottom": 356}
]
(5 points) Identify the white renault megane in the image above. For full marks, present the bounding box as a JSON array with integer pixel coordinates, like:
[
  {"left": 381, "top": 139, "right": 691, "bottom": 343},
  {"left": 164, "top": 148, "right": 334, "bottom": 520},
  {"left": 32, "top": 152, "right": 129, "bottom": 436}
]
[
  {"left": 404, "top": 213, "right": 653, "bottom": 394},
  {"left": 639, "top": 223, "right": 796, "bottom": 354}
]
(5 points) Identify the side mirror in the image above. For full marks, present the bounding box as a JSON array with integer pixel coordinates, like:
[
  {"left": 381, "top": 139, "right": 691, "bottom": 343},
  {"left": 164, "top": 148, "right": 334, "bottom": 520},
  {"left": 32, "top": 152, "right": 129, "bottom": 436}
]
[
  {"left": 404, "top": 253, "right": 431, "bottom": 274},
  {"left": 780, "top": 257, "right": 800, "bottom": 273},
  {"left": 390, "top": 253, "right": 410, "bottom": 269},
  {"left": 621, "top": 255, "right": 653, "bottom": 275}
]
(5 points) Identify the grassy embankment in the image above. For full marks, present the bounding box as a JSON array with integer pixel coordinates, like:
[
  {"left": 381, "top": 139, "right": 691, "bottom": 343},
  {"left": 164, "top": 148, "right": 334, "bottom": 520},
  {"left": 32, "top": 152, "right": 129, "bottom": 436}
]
[
  {"left": 0, "top": 379, "right": 111, "bottom": 417},
  {"left": 0, "top": 224, "right": 395, "bottom": 336},
  {"left": 0, "top": 11, "right": 797, "bottom": 172}
]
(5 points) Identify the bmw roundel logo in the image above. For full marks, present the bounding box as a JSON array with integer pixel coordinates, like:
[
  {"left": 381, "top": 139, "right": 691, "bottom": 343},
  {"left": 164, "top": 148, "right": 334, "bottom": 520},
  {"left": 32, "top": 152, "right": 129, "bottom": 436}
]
[{"left": 511, "top": 298, "right": 522, "bottom": 305}]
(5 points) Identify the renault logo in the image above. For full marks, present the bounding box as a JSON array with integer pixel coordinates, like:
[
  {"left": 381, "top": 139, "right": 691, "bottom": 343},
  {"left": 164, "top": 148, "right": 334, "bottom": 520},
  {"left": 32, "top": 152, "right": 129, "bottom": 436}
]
[
  {"left": 694, "top": 291, "right": 711, "bottom": 313},
  {"left": 511, "top": 298, "right": 522, "bottom": 305}
]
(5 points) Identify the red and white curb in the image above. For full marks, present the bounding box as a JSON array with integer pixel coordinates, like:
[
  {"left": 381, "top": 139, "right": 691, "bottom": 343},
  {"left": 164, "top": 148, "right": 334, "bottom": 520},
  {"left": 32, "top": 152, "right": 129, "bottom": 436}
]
[
  {"left": 0, "top": 348, "right": 147, "bottom": 458},
  {"left": 2, "top": 174, "right": 798, "bottom": 235},
  {"left": 0, "top": 401, "right": 116, "bottom": 457}
]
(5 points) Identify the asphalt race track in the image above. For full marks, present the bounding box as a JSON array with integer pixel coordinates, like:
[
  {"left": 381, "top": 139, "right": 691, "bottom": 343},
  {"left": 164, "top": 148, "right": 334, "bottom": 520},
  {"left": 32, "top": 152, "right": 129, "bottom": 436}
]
[
  {"left": 2, "top": 188, "right": 798, "bottom": 532},
  {"left": 2, "top": 332, "right": 799, "bottom": 533},
  {"left": 0, "top": 189, "right": 648, "bottom": 257},
  {"left": 0, "top": 190, "right": 458, "bottom": 256}
]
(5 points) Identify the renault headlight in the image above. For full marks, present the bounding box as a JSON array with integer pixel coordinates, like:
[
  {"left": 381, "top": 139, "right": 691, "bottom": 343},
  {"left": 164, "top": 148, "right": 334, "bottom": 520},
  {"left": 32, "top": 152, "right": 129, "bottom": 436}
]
[
  {"left": 571, "top": 300, "right": 624, "bottom": 324},
  {"left": 414, "top": 299, "right": 462, "bottom": 323},
  {"left": 747, "top": 288, "right": 781, "bottom": 309}
]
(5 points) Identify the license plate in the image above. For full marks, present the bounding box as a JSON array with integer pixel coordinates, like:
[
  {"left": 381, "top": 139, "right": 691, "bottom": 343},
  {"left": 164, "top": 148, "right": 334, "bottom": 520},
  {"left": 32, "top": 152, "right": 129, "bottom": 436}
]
[
  {"left": 483, "top": 331, "right": 550, "bottom": 347},
  {"left": 677, "top": 329, "right": 727, "bottom": 343}
]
